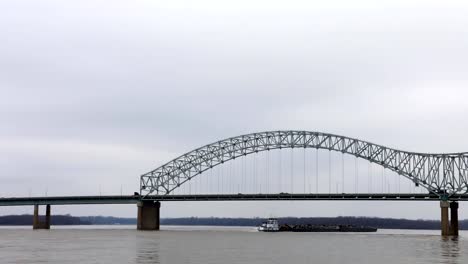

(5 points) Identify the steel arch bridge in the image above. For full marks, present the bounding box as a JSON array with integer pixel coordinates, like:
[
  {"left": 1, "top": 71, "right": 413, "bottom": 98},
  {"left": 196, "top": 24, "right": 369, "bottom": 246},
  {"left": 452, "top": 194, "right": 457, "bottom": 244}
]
[{"left": 140, "top": 131, "right": 468, "bottom": 198}]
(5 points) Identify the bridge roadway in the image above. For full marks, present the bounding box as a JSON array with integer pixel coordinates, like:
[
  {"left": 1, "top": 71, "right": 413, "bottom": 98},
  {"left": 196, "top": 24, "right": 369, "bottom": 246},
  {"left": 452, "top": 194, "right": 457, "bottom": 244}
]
[{"left": 1, "top": 193, "right": 468, "bottom": 206}]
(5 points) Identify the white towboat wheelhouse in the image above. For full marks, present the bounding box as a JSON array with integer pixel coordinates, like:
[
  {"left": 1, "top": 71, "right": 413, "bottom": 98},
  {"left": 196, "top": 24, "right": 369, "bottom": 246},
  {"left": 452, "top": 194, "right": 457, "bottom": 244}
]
[{"left": 258, "top": 218, "right": 279, "bottom": 232}]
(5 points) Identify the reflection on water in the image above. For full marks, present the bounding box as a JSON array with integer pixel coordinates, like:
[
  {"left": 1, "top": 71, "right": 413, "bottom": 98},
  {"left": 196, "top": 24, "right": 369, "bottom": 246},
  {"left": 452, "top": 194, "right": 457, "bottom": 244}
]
[
  {"left": 136, "top": 234, "right": 160, "bottom": 264},
  {"left": 0, "top": 226, "right": 466, "bottom": 264},
  {"left": 440, "top": 236, "right": 460, "bottom": 264}
]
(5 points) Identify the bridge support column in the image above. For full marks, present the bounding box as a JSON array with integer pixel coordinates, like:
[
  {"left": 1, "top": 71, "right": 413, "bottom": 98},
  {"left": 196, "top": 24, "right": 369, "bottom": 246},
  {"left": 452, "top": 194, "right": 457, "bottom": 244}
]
[
  {"left": 33, "top": 204, "right": 51, "bottom": 230},
  {"left": 450, "top": 201, "right": 459, "bottom": 236},
  {"left": 33, "top": 205, "right": 39, "bottom": 228},
  {"left": 137, "top": 201, "right": 160, "bottom": 230},
  {"left": 440, "top": 201, "right": 450, "bottom": 236}
]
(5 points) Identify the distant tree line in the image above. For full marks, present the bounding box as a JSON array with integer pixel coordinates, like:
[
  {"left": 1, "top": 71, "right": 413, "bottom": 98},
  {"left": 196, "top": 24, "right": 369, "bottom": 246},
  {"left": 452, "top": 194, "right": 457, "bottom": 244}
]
[
  {"left": 0, "top": 214, "right": 89, "bottom": 225},
  {"left": 160, "top": 216, "right": 468, "bottom": 230},
  {"left": 1, "top": 215, "right": 467, "bottom": 230},
  {"left": 79, "top": 216, "right": 136, "bottom": 225}
]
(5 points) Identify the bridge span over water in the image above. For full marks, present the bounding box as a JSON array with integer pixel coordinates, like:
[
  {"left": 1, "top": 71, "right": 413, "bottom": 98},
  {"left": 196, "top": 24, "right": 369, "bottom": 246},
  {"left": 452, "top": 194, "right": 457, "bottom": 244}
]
[
  {"left": 2, "top": 131, "right": 467, "bottom": 236},
  {"left": 1, "top": 193, "right": 468, "bottom": 206}
]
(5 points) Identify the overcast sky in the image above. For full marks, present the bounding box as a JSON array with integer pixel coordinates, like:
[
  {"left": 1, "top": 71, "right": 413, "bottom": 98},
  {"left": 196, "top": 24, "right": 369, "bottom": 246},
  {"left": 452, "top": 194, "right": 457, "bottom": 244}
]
[{"left": 1, "top": 0, "right": 468, "bottom": 219}]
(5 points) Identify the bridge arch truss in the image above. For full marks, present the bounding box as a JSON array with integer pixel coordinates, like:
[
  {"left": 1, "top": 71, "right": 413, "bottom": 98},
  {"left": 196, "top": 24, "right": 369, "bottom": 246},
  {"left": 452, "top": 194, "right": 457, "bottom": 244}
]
[{"left": 140, "top": 131, "right": 468, "bottom": 198}]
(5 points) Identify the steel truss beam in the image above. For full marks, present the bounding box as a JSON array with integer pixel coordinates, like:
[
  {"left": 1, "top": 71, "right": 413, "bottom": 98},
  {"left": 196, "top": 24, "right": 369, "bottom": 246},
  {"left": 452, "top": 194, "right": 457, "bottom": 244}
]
[{"left": 140, "top": 131, "right": 468, "bottom": 198}]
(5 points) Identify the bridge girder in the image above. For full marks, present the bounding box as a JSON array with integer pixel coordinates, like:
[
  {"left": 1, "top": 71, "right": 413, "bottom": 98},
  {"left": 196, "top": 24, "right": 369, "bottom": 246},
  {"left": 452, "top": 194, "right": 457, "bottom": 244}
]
[{"left": 140, "top": 131, "right": 468, "bottom": 198}]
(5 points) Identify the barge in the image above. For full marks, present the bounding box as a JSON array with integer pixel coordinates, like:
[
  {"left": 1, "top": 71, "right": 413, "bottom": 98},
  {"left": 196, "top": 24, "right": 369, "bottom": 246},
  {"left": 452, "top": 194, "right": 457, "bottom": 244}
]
[{"left": 258, "top": 218, "right": 377, "bottom": 232}]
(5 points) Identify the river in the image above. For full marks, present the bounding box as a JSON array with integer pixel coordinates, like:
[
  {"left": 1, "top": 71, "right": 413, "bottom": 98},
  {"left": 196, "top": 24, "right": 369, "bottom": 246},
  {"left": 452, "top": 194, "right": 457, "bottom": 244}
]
[{"left": 0, "top": 226, "right": 465, "bottom": 263}]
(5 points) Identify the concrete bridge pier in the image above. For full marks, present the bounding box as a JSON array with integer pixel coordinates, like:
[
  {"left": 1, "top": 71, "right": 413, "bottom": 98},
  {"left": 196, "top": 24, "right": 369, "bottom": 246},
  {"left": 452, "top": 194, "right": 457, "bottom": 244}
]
[
  {"left": 440, "top": 201, "right": 459, "bottom": 236},
  {"left": 450, "top": 201, "right": 459, "bottom": 236},
  {"left": 33, "top": 204, "right": 51, "bottom": 230},
  {"left": 137, "top": 201, "right": 160, "bottom": 230},
  {"left": 440, "top": 201, "right": 450, "bottom": 236}
]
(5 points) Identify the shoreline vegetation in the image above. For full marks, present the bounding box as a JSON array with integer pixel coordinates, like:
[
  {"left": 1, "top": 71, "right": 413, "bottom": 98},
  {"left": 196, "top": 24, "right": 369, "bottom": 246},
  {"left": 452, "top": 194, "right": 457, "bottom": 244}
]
[{"left": 0, "top": 215, "right": 466, "bottom": 230}]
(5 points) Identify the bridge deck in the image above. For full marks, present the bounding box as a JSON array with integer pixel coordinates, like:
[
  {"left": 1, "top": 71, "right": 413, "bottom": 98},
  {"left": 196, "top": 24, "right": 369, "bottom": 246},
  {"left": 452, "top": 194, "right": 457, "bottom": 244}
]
[{"left": 0, "top": 193, "right": 467, "bottom": 206}]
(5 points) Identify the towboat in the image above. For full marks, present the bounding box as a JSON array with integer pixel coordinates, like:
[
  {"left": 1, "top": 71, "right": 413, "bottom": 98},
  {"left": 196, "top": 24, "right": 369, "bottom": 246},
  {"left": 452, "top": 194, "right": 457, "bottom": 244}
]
[{"left": 257, "top": 218, "right": 280, "bottom": 232}]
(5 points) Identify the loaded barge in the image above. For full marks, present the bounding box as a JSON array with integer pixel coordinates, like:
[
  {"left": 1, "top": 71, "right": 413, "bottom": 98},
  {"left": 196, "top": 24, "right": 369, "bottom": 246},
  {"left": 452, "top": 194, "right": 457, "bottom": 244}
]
[{"left": 258, "top": 218, "right": 377, "bottom": 232}]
